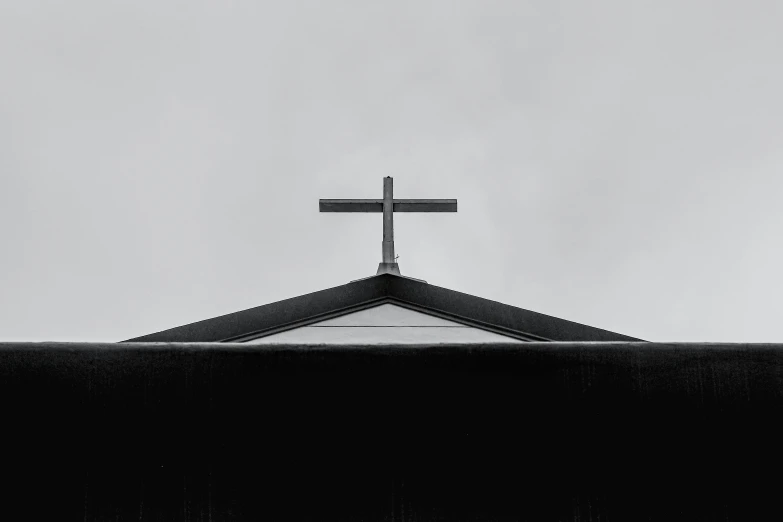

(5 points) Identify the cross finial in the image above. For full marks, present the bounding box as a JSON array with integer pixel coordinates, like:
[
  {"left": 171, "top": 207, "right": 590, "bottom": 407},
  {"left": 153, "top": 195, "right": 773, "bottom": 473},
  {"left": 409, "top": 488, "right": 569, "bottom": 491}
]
[{"left": 319, "top": 177, "right": 457, "bottom": 276}]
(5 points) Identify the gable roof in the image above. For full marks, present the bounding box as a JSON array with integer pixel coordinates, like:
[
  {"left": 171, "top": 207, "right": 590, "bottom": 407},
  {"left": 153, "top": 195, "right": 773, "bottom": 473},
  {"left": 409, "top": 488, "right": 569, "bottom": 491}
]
[
  {"left": 124, "top": 274, "right": 642, "bottom": 342},
  {"left": 244, "top": 303, "right": 527, "bottom": 344}
]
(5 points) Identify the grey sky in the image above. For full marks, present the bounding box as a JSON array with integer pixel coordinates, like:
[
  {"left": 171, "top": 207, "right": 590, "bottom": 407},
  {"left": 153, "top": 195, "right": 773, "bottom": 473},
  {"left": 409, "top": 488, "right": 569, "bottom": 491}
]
[{"left": 2, "top": 1, "right": 782, "bottom": 342}]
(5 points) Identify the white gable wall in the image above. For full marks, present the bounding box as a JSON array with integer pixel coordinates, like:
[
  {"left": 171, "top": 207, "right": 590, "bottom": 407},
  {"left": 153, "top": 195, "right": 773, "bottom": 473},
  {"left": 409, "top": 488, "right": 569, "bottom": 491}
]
[
  {"left": 313, "top": 304, "right": 460, "bottom": 327},
  {"left": 244, "top": 304, "right": 524, "bottom": 344}
]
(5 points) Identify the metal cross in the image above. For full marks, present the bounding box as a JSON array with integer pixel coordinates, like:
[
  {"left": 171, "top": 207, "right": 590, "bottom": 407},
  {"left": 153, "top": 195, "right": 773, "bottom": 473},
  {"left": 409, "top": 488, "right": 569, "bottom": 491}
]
[{"left": 320, "top": 177, "right": 457, "bottom": 273}]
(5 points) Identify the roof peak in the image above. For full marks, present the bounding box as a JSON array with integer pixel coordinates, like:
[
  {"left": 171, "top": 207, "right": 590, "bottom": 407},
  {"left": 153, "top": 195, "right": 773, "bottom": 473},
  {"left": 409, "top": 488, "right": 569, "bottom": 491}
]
[
  {"left": 350, "top": 270, "right": 427, "bottom": 284},
  {"left": 124, "top": 273, "right": 642, "bottom": 343}
]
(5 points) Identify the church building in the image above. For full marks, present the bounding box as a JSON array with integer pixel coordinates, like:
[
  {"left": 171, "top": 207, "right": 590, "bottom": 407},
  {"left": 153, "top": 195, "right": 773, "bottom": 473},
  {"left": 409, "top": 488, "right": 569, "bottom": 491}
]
[{"left": 1, "top": 178, "right": 781, "bottom": 521}]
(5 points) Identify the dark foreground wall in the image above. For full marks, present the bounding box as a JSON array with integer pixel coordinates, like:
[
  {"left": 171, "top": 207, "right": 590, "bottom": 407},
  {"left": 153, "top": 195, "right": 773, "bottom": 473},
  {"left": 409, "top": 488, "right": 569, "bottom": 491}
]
[{"left": 1, "top": 342, "right": 782, "bottom": 521}]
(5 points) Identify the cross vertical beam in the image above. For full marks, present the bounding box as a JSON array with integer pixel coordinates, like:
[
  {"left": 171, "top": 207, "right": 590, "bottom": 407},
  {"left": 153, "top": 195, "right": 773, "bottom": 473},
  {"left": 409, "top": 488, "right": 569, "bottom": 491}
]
[{"left": 382, "top": 177, "right": 395, "bottom": 264}]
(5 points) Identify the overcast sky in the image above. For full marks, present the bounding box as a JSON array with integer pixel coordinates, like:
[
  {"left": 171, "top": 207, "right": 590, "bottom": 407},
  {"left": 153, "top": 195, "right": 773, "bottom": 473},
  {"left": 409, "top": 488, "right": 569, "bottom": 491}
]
[{"left": 2, "top": 1, "right": 782, "bottom": 342}]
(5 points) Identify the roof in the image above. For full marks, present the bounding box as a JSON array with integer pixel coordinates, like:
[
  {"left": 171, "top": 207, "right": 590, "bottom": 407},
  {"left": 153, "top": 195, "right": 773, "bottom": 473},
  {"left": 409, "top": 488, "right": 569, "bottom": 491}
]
[
  {"left": 124, "top": 273, "right": 642, "bottom": 342},
  {"left": 3, "top": 341, "right": 781, "bottom": 519}
]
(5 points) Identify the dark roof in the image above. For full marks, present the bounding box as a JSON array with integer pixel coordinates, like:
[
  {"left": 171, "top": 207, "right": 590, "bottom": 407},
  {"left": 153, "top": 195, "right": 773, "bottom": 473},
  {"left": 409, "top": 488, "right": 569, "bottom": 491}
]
[
  {"left": 125, "top": 273, "right": 642, "bottom": 342},
  {"left": 2, "top": 341, "right": 781, "bottom": 519}
]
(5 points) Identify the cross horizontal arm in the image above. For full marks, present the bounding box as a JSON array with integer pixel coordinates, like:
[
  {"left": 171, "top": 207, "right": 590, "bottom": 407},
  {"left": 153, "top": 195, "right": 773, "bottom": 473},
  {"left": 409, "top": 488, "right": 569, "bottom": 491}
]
[
  {"left": 319, "top": 200, "right": 384, "bottom": 212},
  {"left": 319, "top": 199, "right": 457, "bottom": 213},
  {"left": 392, "top": 199, "right": 457, "bottom": 212}
]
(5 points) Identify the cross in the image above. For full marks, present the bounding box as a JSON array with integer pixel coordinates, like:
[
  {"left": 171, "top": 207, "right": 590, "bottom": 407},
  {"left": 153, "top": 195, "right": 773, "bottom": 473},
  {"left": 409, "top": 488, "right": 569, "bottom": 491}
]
[{"left": 320, "top": 177, "right": 457, "bottom": 275}]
